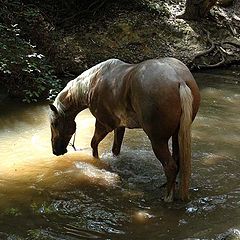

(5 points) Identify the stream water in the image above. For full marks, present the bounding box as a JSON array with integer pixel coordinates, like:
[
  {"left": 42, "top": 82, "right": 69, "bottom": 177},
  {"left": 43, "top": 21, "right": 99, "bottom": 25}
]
[{"left": 0, "top": 69, "right": 239, "bottom": 240}]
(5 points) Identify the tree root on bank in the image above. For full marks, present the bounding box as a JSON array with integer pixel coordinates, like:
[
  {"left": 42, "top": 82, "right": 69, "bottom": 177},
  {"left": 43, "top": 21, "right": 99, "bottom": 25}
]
[
  {"left": 197, "top": 54, "right": 225, "bottom": 69},
  {"left": 222, "top": 41, "right": 240, "bottom": 48},
  {"left": 192, "top": 30, "right": 215, "bottom": 59},
  {"left": 191, "top": 29, "right": 239, "bottom": 69}
]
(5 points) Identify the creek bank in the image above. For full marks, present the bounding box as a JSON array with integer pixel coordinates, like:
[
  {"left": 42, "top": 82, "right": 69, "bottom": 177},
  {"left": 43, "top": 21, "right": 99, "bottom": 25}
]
[{"left": 1, "top": 0, "right": 239, "bottom": 101}]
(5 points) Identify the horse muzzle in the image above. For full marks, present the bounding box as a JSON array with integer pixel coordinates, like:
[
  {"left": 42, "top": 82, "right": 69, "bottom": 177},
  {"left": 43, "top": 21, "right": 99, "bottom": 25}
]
[
  {"left": 52, "top": 141, "right": 68, "bottom": 156},
  {"left": 53, "top": 148, "right": 68, "bottom": 156},
  {"left": 51, "top": 137, "right": 69, "bottom": 156}
]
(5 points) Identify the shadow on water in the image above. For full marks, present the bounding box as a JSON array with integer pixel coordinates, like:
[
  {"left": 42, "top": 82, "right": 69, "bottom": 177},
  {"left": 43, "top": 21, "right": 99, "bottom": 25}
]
[{"left": 0, "top": 69, "right": 240, "bottom": 239}]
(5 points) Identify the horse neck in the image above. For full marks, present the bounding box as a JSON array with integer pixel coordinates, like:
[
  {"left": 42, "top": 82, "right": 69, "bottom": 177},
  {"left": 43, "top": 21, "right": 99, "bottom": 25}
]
[
  {"left": 55, "top": 59, "right": 117, "bottom": 118},
  {"left": 54, "top": 63, "right": 101, "bottom": 118},
  {"left": 73, "top": 59, "right": 112, "bottom": 105},
  {"left": 54, "top": 82, "right": 87, "bottom": 119}
]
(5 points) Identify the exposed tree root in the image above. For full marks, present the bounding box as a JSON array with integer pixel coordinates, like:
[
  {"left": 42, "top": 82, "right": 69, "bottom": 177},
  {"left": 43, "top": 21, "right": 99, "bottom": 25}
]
[
  {"left": 197, "top": 55, "right": 225, "bottom": 69},
  {"left": 192, "top": 30, "right": 215, "bottom": 59},
  {"left": 222, "top": 41, "right": 240, "bottom": 48},
  {"left": 192, "top": 29, "right": 239, "bottom": 69}
]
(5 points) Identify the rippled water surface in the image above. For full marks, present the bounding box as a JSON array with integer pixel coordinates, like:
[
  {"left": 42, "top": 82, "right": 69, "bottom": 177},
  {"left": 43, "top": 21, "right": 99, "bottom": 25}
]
[{"left": 0, "top": 69, "right": 240, "bottom": 239}]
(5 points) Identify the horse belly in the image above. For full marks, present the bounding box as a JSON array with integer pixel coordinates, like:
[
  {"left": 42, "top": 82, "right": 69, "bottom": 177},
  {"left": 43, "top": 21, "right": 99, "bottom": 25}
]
[{"left": 119, "top": 112, "right": 141, "bottom": 129}]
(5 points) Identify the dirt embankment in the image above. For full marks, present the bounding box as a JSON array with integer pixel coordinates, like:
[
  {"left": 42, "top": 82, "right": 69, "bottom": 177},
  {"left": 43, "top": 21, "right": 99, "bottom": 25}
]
[{"left": 37, "top": 0, "right": 238, "bottom": 77}]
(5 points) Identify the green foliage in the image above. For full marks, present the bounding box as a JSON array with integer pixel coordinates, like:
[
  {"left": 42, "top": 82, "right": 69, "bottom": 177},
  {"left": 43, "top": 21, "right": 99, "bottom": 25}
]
[
  {"left": 4, "top": 207, "right": 22, "bottom": 216},
  {"left": 0, "top": 3, "right": 62, "bottom": 103},
  {"left": 31, "top": 201, "right": 56, "bottom": 215}
]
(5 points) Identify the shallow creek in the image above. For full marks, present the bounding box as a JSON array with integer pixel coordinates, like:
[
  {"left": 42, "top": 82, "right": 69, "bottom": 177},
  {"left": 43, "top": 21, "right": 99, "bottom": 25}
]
[{"left": 0, "top": 69, "right": 239, "bottom": 239}]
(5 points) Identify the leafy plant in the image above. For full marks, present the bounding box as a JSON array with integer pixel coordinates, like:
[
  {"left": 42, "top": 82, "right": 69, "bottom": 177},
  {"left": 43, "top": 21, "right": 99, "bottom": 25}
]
[
  {"left": 0, "top": 24, "right": 61, "bottom": 102},
  {"left": 4, "top": 207, "right": 22, "bottom": 217},
  {"left": 0, "top": 3, "right": 62, "bottom": 103}
]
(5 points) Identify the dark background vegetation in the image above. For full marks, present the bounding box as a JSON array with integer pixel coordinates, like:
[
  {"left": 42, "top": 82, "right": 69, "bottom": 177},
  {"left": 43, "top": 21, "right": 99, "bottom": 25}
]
[{"left": 0, "top": 0, "right": 239, "bottom": 102}]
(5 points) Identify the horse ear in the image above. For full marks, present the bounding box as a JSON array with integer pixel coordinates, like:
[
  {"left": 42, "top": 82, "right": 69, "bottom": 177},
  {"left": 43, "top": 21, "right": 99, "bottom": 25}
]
[{"left": 49, "top": 104, "right": 58, "bottom": 114}]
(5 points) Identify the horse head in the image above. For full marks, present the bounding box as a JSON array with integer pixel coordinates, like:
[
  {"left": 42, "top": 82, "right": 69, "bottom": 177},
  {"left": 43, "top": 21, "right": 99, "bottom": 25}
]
[{"left": 49, "top": 104, "right": 76, "bottom": 156}]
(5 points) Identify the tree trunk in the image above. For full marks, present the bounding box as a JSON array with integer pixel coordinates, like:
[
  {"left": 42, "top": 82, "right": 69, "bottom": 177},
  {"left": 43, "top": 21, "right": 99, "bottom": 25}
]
[{"left": 180, "top": 0, "right": 217, "bottom": 20}]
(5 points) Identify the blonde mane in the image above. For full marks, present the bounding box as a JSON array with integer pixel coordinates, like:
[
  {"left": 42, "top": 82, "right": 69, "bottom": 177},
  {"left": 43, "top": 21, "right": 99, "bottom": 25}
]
[{"left": 53, "top": 59, "right": 122, "bottom": 115}]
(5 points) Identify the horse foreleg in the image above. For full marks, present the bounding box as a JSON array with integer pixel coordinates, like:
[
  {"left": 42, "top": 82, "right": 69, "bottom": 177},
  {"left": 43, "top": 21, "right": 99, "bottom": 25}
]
[
  {"left": 151, "top": 141, "right": 178, "bottom": 202},
  {"left": 91, "top": 120, "right": 109, "bottom": 158},
  {"left": 112, "top": 127, "right": 125, "bottom": 156}
]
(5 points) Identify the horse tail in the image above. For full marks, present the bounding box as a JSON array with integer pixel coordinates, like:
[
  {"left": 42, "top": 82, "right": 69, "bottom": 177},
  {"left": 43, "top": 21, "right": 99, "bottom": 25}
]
[{"left": 178, "top": 82, "right": 193, "bottom": 201}]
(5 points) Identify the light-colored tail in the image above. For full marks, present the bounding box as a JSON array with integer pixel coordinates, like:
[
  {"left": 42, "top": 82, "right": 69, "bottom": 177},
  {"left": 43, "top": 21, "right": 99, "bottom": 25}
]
[{"left": 178, "top": 82, "right": 193, "bottom": 201}]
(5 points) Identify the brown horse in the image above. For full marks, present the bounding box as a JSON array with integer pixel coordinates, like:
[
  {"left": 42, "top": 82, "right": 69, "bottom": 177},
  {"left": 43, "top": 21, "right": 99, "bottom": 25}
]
[{"left": 49, "top": 58, "right": 200, "bottom": 202}]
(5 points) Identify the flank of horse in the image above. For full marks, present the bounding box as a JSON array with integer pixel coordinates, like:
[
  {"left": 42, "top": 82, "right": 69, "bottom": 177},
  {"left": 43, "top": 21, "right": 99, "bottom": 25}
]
[{"left": 49, "top": 58, "right": 200, "bottom": 202}]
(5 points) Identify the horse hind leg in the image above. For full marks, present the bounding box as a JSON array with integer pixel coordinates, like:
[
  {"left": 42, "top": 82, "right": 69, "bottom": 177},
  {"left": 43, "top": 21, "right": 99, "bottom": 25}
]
[
  {"left": 112, "top": 127, "right": 125, "bottom": 156},
  {"left": 151, "top": 141, "right": 178, "bottom": 202}
]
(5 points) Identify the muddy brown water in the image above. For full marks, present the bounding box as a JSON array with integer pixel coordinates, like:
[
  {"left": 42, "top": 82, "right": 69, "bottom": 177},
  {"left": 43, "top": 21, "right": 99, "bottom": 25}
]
[{"left": 0, "top": 70, "right": 239, "bottom": 240}]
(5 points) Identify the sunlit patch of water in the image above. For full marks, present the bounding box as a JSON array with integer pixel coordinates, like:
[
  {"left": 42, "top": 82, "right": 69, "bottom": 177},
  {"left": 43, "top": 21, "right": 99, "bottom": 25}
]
[{"left": 74, "top": 161, "right": 120, "bottom": 186}]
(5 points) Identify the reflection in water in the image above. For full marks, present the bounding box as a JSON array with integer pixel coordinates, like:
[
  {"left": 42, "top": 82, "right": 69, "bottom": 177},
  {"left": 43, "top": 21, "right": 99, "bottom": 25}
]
[{"left": 0, "top": 70, "right": 240, "bottom": 239}]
